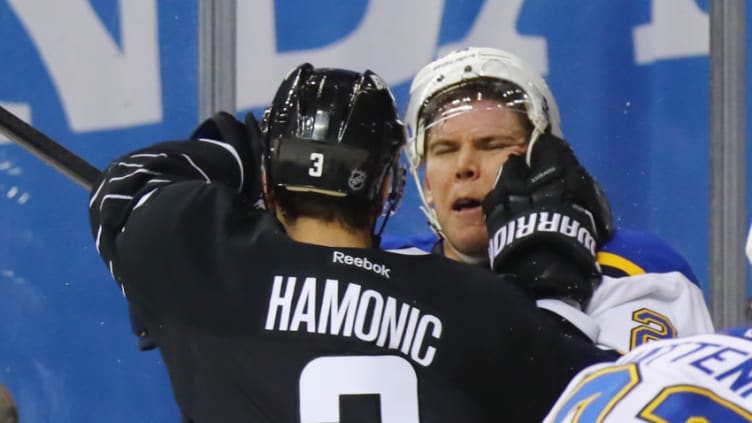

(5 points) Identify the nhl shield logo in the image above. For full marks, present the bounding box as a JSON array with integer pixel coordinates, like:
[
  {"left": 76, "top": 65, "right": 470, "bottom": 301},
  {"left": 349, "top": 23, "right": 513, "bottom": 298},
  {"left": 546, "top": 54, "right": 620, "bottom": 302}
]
[{"left": 348, "top": 169, "right": 367, "bottom": 191}]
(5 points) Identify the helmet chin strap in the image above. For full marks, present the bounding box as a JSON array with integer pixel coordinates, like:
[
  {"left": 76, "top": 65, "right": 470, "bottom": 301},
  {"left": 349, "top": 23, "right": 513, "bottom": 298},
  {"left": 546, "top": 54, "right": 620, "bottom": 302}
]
[
  {"left": 373, "top": 194, "right": 397, "bottom": 246},
  {"left": 525, "top": 127, "right": 545, "bottom": 165},
  {"left": 373, "top": 161, "right": 406, "bottom": 247}
]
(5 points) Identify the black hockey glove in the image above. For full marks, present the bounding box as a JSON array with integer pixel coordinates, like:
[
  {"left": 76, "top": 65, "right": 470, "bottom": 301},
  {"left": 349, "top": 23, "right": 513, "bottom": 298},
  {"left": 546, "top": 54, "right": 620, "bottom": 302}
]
[
  {"left": 190, "top": 111, "right": 266, "bottom": 210},
  {"left": 482, "top": 134, "right": 613, "bottom": 307},
  {"left": 89, "top": 111, "right": 264, "bottom": 280}
]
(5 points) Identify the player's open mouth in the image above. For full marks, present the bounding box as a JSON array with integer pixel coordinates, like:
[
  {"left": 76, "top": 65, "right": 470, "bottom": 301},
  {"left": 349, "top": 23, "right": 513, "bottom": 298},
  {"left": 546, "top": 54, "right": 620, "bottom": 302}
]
[{"left": 452, "top": 198, "right": 482, "bottom": 212}]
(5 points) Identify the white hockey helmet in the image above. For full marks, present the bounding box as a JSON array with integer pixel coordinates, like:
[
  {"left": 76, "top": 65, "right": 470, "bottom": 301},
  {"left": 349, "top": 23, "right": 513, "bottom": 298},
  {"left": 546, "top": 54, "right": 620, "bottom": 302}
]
[{"left": 405, "top": 47, "right": 562, "bottom": 238}]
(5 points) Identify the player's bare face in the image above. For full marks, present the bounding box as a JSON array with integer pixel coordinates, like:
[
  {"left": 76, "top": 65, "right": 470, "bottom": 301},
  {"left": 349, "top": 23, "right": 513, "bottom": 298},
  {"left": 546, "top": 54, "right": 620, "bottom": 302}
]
[{"left": 424, "top": 101, "right": 529, "bottom": 261}]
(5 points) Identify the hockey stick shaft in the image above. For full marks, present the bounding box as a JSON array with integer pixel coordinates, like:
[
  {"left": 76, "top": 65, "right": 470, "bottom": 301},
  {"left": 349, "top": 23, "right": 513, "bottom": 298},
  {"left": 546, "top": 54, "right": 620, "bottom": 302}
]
[{"left": 0, "top": 105, "right": 101, "bottom": 191}]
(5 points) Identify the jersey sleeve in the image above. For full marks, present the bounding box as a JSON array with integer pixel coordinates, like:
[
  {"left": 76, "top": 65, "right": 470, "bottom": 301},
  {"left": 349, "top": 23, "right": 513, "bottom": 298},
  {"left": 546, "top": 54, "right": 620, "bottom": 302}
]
[{"left": 88, "top": 137, "right": 266, "bottom": 325}]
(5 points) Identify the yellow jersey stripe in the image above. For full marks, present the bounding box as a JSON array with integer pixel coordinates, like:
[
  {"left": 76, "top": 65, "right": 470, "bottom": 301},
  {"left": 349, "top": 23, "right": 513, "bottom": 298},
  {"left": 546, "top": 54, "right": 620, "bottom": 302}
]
[{"left": 597, "top": 252, "right": 645, "bottom": 276}]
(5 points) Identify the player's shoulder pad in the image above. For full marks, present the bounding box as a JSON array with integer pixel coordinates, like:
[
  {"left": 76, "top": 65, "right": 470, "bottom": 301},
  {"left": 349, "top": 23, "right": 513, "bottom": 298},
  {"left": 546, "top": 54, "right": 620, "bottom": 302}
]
[
  {"left": 597, "top": 228, "right": 699, "bottom": 286},
  {"left": 380, "top": 231, "right": 438, "bottom": 253},
  {"left": 189, "top": 111, "right": 246, "bottom": 143}
]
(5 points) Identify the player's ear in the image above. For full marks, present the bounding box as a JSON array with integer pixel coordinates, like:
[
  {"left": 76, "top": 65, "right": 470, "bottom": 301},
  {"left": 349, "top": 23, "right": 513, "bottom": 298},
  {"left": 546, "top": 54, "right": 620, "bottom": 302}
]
[
  {"left": 263, "top": 183, "right": 288, "bottom": 226},
  {"left": 423, "top": 173, "right": 435, "bottom": 206}
]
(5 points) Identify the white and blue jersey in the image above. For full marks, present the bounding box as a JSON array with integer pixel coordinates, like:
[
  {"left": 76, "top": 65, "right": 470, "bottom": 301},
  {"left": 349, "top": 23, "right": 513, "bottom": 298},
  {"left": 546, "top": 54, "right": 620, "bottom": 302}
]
[{"left": 545, "top": 333, "right": 752, "bottom": 422}]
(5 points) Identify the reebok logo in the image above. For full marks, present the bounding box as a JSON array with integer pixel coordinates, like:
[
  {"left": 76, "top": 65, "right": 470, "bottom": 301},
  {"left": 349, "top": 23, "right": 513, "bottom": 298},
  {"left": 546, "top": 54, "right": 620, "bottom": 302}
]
[
  {"left": 488, "top": 211, "right": 596, "bottom": 262},
  {"left": 332, "top": 251, "right": 391, "bottom": 278}
]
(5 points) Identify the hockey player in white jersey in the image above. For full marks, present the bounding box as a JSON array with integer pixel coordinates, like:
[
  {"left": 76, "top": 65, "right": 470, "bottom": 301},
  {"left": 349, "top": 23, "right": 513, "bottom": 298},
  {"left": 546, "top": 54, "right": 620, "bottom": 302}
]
[
  {"left": 544, "top": 225, "right": 752, "bottom": 421},
  {"left": 385, "top": 46, "right": 714, "bottom": 351},
  {"left": 544, "top": 332, "right": 752, "bottom": 421}
]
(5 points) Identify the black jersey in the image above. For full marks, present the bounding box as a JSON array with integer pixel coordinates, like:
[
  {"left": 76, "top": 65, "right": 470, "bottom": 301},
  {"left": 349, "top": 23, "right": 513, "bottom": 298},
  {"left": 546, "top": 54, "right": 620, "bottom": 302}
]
[{"left": 90, "top": 139, "right": 615, "bottom": 422}]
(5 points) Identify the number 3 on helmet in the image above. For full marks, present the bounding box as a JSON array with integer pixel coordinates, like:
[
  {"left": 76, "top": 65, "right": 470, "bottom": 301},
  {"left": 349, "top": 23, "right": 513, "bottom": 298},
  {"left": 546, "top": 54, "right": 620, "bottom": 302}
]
[{"left": 262, "top": 63, "right": 406, "bottom": 218}]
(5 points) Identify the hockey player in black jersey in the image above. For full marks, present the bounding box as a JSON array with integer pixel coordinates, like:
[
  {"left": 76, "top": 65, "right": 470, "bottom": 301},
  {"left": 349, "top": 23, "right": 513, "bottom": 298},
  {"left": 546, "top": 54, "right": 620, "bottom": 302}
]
[{"left": 89, "top": 63, "right": 616, "bottom": 422}]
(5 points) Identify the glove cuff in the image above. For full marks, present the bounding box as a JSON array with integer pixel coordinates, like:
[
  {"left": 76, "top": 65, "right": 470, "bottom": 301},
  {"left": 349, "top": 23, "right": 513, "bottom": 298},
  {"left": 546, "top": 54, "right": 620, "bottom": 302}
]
[
  {"left": 487, "top": 206, "right": 599, "bottom": 263},
  {"left": 487, "top": 206, "right": 602, "bottom": 306}
]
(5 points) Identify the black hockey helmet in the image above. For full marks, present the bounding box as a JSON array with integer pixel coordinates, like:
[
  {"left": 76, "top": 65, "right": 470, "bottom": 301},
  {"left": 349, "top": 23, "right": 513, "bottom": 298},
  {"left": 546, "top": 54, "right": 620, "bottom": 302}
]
[{"left": 263, "top": 63, "right": 406, "bottom": 212}]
